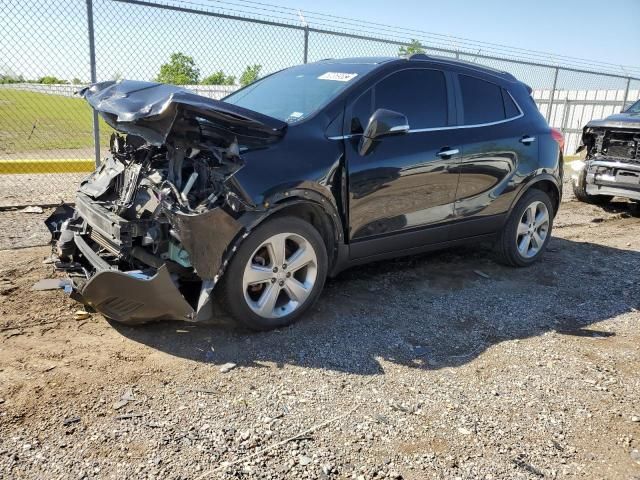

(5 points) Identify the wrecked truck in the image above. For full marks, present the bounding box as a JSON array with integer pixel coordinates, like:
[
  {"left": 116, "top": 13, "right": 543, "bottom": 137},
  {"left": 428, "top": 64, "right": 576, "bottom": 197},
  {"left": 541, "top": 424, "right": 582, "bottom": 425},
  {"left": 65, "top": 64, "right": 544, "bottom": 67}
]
[
  {"left": 52, "top": 56, "right": 563, "bottom": 330},
  {"left": 572, "top": 99, "right": 640, "bottom": 204}
]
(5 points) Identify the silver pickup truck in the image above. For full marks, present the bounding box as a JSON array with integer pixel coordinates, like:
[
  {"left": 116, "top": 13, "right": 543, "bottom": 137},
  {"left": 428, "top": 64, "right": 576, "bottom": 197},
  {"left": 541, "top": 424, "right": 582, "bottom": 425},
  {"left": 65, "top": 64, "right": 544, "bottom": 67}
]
[{"left": 572, "top": 99, "right": 640, "bottom": 205}]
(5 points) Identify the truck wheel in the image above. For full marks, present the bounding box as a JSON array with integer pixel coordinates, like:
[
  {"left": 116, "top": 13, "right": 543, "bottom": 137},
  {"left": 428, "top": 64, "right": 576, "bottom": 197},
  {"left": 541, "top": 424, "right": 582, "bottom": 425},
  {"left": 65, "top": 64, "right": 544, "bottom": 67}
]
[
  {"left": 573, "top": 168, "right": 613, "bottom": 205},
  {"left": 219, "top": 216, "right": 328, "bottom": 331},
  {"left": 496, "top": 189, "right": 554, "bottom": 267}
]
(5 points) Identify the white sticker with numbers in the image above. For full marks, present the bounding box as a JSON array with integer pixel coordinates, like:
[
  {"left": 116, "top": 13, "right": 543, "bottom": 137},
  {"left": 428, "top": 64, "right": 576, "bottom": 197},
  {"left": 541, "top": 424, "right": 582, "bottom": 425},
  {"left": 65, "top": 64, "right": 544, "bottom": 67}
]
[{"left": 317, "top": 72, "right": 358, "bottom": 82}]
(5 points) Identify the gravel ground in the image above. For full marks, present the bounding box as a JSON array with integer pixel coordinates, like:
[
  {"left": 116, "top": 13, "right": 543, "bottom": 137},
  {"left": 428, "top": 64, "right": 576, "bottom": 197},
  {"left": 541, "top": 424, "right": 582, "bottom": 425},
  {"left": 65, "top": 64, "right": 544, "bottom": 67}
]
[
  {"left": 0, "top": 172, "right": 86, "bottom": 208},
  {"left": 1, "top": 183, "right": 639, "bottom": 479}
]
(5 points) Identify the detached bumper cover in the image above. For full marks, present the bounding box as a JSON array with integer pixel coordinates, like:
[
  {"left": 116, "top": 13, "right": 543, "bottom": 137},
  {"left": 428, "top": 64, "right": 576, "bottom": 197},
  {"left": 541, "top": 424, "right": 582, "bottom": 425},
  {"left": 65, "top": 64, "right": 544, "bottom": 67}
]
[
  {"left": 584, "top": 159, "right": 640, "bottom": 201},
  {"left": 59, "top": 195, "right": 245, "bottom": 324},
  {"left": 78, "top": 266, "right": 195, "bottom": 323}
]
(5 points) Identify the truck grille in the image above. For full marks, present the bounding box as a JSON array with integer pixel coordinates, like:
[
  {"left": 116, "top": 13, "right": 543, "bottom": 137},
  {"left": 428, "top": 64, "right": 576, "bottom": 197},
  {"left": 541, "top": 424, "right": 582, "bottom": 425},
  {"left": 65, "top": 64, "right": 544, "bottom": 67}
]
[{"left": 604, "top": 136, "right": 639, "bottom": 163}]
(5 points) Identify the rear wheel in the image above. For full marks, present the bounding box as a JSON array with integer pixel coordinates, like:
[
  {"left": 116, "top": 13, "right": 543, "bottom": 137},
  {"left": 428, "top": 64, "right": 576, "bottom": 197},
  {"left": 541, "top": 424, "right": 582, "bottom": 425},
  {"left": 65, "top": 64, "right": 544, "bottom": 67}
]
[
  {"left": 573, "top": 167, "right": 613, "bottom": 205},
  {"left": 219, "top": 216, "right": 328, "bottom": 331},
  {"left": 496, "top": 189, "right": 554, "bottom": 267}
]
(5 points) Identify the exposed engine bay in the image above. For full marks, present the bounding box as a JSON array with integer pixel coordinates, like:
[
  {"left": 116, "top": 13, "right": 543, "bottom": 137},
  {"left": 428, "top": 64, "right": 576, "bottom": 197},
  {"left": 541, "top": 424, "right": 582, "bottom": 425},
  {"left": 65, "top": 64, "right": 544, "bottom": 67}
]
[
  {"left": 574, "top": 110, "right": 640, "bottom": 202},
  {"left": 48, "top": 80, "right": 288, "bottom": 324}
]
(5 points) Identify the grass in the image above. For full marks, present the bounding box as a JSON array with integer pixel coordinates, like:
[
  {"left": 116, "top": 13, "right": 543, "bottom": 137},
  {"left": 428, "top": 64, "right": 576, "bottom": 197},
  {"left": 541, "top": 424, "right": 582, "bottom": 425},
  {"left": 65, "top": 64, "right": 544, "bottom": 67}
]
[{"left": 0, "top": 89, "right": 113, "bottom": 155}]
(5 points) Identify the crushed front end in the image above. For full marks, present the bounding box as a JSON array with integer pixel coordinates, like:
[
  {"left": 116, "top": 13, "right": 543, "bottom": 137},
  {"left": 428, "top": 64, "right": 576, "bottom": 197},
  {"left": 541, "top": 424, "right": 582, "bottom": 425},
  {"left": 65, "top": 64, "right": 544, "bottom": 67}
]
[
  {"left": 574, "top": 121, "right": 640, "bottom": 201},
  {"left": 50, "top": 80, "right": 286, "bottom": 324}
]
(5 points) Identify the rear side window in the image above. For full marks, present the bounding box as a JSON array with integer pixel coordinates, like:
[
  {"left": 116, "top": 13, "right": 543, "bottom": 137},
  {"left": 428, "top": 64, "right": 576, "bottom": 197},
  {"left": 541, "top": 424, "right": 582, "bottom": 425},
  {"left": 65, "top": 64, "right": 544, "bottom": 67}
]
[
  {"left": 374, "top": 69, "right": 448, "bottom": 129},
  {"left": 502, "top": 89, "right": 520, "bottom": 118},
  {"left": 459, "top": 75, "right": 519, "bottom": 125}
]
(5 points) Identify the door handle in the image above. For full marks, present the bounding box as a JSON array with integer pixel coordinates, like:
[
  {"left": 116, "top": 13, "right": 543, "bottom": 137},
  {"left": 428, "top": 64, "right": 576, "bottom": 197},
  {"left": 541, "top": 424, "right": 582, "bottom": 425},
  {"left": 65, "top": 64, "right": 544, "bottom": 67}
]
[
  {"left": 437, "top": 148, "right": 459, "bottom": 157},
  {"left": 520, "top": 136, "right": 536, "bottom": 145}
]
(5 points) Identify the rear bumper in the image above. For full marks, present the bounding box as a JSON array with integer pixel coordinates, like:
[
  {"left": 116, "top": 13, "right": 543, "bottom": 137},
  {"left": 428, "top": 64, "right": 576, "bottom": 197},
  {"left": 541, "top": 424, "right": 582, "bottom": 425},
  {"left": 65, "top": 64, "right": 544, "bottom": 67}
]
[{"left": 584, "top": 159, "right": 640, "bottom": 201}]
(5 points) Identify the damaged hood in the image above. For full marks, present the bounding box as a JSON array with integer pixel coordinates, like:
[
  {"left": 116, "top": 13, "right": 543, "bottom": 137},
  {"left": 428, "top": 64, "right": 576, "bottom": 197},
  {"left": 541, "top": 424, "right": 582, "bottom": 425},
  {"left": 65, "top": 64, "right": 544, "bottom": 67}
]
[
  {"left": 584, "top": 112, "right": 640, "bottom": 130},
  {"left": 80, "top": 80, "right": 287, "bottom": 147}
]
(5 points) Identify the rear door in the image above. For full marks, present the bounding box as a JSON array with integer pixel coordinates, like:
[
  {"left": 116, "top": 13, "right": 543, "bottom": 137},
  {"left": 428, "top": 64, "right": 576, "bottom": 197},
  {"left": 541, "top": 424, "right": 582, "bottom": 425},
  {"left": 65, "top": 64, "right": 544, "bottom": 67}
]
[
  {"left": 451, "top": 74, "right": 538, "bottom": 236},
  {"left": 344, "top": 67, "right": 461, "bottom": 259}
]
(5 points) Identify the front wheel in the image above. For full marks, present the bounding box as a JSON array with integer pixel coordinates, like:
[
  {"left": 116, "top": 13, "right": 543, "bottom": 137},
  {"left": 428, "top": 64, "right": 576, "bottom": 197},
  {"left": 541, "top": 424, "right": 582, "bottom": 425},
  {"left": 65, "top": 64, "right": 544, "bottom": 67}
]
[
  {"left": 572, "top": 168, "right": 613, "bottom": 205},
  {"left": 496, "top": 189, "right": 554, "bottom": 267},
  {"left": 219, "top": 216, "right": 328, "bottom": 331}
]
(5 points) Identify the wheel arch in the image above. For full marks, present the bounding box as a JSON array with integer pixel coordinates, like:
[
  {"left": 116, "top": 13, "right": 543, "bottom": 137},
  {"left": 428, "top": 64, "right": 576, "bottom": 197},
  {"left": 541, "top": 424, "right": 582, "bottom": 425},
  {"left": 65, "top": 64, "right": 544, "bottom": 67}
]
[
  {"left": 238, "top": 189, "right": 346, "bottom": 274},
  {"left": 511, "top": 174, "right": 562, "bottom": 218}
]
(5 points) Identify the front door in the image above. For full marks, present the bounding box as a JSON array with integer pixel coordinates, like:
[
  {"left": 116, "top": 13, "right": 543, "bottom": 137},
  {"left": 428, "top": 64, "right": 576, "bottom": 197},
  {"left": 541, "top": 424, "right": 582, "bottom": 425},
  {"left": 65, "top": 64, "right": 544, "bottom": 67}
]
[{"left": 344, "top": 68, "right": 461, "bottom": 259}]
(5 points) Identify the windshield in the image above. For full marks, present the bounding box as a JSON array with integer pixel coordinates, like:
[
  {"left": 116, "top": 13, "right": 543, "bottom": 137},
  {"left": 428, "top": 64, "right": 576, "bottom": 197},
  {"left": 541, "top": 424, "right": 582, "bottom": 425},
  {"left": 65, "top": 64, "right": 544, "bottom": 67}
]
[
  {"left": 625, "top": 99, "right": 640, "bottom": 114},
  {"left": 223, "top": 62, "right": 376, "bottom": 123}
]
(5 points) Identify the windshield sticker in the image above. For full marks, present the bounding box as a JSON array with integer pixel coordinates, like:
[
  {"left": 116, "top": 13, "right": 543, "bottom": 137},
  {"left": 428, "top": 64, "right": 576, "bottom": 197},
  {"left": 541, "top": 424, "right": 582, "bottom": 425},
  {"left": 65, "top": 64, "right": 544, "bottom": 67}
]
[
  {"left": 289, "top": 111, "right": 303, "bottom": 119},
  {"left": 318, "top": 72, "right": 358, "bottom": 82}
]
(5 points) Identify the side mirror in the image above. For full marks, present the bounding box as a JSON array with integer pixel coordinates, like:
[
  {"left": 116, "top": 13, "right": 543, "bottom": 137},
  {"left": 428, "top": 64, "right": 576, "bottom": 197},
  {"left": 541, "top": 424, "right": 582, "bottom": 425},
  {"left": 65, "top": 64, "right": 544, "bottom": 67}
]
[{"left": 359, "top": 108, "right": 409, "bottom": 155}]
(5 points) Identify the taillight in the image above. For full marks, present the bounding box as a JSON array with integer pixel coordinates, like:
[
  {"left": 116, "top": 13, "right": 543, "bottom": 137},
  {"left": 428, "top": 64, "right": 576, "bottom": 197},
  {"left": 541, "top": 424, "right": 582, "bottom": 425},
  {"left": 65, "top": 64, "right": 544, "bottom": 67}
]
[{"left": 550, "top": 128, "right": 565, "bottom": 153}]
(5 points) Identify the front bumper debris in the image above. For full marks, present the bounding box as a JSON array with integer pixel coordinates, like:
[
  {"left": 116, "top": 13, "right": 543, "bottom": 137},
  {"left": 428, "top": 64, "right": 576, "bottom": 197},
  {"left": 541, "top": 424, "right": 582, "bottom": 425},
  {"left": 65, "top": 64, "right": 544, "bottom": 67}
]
[
  {"left": 48, "top": 195, "right": 243, "bottom": 324},
  {"left": 583, "top": 159, "right": 640, "bottom": 201},
  {"left": 78, "top": 266, "right": 195, "bottom": 324}
]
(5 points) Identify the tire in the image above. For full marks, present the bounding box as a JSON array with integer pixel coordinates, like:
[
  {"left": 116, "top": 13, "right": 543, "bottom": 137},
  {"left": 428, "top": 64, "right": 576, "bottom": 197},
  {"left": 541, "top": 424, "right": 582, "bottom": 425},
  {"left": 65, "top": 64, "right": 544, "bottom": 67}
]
[
  {"left": 219, "top": 216, "right": 328, "bottom": 331},
  {"left": 572, "top": 168, "right": 613, "bottom": 205},
  {"left": 496, "top": 189, "right": 554, "bottom": 267}
]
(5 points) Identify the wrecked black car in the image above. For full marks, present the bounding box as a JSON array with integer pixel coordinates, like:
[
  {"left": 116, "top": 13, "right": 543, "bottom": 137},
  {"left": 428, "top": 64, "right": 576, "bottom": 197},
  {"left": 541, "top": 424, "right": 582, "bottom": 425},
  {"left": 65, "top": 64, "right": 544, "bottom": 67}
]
[
  {"left": 572, "top": 99, "right": 640, "bottom": 204},
  {"left": 53, "top": 56, "right": 563, "bottom": 330}
]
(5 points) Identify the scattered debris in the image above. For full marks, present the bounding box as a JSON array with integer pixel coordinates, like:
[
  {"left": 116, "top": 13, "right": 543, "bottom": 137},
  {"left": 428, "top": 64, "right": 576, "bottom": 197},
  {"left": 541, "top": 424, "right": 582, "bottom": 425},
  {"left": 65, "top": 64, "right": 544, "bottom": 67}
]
[
  {"left": 32, "top": 278, "right": 71, "bottom": 291},
  {"left": 631, "top": 416, "right": 640, "bottom": 423},
  {"left": 112, "top": 399, "right": 129, "bottom": 410},
  {"left": 298, "top": 455, "right": 312, "bottom": 466},
  {"left": 21, "top": 206, "right": 44, "bottom": 214},
  {"left": 219, "top": 362, "right": 237, "bottom": 373},
  {"left": 113, "top": 388, "right": 135, "bottom": 410},
  {"left": 73, "top": 310, "right": 91, "bottom": 321},
  {"left": 457, "top": 427, "right": 473, "bottom": 435},
  {"left": 63, "top": 416, "right": 80, "bottom": 426},
  {"left": 116, "top": 413, "right": 143, "bottom": 420},
  {"left": 473, "top": 270, "right": 491, "bottom": 279},
  {"left": 42, "top": 365, "right": 57, "bottom": 372}
]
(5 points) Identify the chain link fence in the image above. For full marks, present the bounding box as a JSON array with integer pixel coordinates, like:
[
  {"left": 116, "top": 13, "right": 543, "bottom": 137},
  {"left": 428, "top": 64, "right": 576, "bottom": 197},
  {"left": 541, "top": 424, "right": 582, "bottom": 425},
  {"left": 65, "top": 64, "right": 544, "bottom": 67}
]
[{"left": 1, "top": 0, "right": 639, "bottom": 207}]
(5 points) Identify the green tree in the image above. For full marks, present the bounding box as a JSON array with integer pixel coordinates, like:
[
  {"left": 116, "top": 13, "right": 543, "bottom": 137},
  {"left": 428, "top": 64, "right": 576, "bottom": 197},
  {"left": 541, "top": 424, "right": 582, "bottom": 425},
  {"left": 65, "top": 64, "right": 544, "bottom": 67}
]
[
  {"left": 71, "top": 77, "right": 83, "bottom": 85},
  {"left": 38, "top": 76, "right": 66, "bottom": 84},
  {"left": 156, "top": 52, "right": 200, "bottom": 85},
  {"left": 239, "top": 64, "right": 262, "bottom": 87},
  {"left": 398, "top": 39, "right": 425, "bottom": 57},
  {"left": 201, "top": 71, "right": 235, "bottom": 85}
]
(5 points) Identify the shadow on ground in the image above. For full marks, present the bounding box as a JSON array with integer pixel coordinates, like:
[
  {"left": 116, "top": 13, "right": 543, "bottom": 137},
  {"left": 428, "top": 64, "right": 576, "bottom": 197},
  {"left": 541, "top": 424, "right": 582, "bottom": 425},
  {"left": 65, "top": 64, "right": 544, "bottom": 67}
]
[{"left": 112, "top": 235, "right": 639, "bottom": 376}]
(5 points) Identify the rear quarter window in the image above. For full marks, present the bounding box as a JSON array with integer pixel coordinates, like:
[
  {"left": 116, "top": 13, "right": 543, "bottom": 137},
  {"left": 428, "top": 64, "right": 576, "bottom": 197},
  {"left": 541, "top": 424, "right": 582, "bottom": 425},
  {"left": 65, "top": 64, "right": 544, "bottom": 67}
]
[{"left": 459, "top": 75, "right": 507, "bottom": 125}]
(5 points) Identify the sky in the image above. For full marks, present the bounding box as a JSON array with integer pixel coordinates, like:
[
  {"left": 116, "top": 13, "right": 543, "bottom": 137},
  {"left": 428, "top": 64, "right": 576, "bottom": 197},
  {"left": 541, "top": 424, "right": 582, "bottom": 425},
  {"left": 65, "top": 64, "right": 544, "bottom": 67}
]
[
  {"left": 274, "top": 0, "right": 640, "bottom": 68},
  {"left": 1, "top": 0, "right": 638, "bottom": 86}
]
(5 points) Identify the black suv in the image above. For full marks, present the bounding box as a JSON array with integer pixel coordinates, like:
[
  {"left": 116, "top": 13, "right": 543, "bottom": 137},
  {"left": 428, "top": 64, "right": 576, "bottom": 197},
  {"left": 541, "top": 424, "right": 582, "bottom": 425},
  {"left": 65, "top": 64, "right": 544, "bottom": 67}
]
[{"left": 54, "top": 54, "right": 563, "bottom": 330}]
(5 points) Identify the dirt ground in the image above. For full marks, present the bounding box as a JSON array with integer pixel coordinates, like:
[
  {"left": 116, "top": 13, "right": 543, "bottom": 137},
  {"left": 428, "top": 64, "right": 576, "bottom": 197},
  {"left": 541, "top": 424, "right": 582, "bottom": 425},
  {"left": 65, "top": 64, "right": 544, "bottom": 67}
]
[{"left": 1, "top": 184, "right": 639, "bottom": 479}]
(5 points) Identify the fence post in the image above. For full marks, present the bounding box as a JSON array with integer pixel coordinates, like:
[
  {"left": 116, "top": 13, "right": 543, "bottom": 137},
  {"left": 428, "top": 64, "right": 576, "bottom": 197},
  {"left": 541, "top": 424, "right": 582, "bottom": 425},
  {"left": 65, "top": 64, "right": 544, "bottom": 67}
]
[
  {"left": 622, "top": 77, "right": 631, "bottom": 112},
  {"left": 86, "top": 0, "right": 100, "bottom": 167},
  {"left": 303, "top": 25, "right": 309, "bottom": 64},
  {"left": 546, "top": 67, "right": 559, "bottom": 124}
]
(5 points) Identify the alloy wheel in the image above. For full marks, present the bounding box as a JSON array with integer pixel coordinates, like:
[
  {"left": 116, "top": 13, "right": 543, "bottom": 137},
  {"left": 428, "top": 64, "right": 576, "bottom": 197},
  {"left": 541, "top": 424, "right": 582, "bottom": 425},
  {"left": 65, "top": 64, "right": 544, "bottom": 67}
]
[
  {"left": 516, "top": 200, "right": 550, "bottom": 258},
  {"left": 242, "top": 232, "right": 318, "bottom": 319}
]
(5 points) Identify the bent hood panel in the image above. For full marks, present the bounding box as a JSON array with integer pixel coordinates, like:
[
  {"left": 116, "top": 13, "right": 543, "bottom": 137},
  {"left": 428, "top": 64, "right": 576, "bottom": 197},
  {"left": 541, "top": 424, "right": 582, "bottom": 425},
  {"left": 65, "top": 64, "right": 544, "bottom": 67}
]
[
  {"left": 80, "top": 80, "right": 287, "bottom": 147},
  {"left": 585, "top": 112, "right": 640, "bottom": 130}
]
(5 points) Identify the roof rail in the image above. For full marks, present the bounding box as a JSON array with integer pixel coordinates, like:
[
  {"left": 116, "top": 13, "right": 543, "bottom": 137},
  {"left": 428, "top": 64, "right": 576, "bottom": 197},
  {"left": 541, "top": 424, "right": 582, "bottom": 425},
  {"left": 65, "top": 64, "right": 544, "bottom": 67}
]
[{"left": 407, "top": 53, "right": 430, "bottom": 61}]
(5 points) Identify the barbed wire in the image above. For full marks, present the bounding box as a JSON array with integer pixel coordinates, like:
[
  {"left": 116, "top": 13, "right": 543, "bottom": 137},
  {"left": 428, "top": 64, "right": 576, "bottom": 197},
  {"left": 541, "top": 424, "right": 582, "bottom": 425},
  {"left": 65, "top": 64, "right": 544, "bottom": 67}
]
[{"left": 138, "top": 0, "right": 640, "bottom": 77}]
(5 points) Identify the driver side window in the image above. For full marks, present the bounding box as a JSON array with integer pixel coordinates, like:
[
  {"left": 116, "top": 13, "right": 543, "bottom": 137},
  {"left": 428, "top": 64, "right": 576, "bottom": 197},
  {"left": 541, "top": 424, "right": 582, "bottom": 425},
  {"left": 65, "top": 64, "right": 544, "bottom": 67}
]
[{"left": 350, "top": 68, "right": 448, "bottom": 134}]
